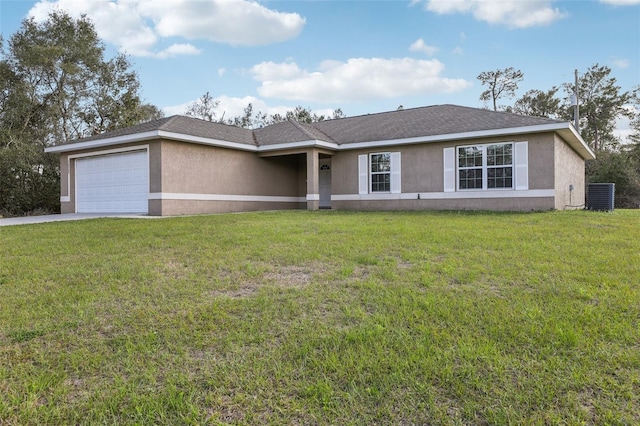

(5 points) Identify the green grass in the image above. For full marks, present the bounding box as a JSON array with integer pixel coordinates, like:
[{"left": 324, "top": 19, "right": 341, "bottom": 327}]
[{"left": 1, "top": 210, "right": 639, "bottom": 425}]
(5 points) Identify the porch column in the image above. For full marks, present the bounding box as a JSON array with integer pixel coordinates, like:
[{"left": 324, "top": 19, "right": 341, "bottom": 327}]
[{"left": 306, "top": 149, "right": 319, "bottom": 210}]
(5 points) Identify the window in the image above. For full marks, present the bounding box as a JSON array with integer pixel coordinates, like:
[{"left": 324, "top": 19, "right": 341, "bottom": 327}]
[
  {"left": 370, "top": 153, "right": 391, "bottom": 192},
  {"left": 358, "top": 152, "right": 401, "bottom": 195},
  {"left": 457, "top": 143, "right": 513, "bottom": 190}
]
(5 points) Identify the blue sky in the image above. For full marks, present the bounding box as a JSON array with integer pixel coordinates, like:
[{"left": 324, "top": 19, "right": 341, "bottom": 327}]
[{"left": 1, "top": 0, "right": 639, "bottom": 138}]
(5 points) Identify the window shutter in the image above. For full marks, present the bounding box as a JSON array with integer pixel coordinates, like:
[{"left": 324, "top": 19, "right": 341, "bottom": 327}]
[
  {"left": 358, "top": 154, "right": 368, "bottom": 194},
  {"left": 514, "top": 142, "right": 528, "bottom": 190},
  {"left": 390, "top": 152, "right": 401, "bottom": 194},
  {"left": 443, "top": 147, "right": 455, "bottom": 192}
]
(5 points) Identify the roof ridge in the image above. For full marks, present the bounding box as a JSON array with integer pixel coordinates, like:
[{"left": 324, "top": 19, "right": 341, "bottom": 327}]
[
  {"left": 288, "top": 119, "right": 335, "bottom": 143},
  {"left": 157, "top": 115, "right": 184, "bottom": 130}
]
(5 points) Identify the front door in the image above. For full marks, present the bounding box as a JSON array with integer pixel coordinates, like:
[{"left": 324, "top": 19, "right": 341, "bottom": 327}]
[{"left": 319, "top": 158, "right": 331, "bottom": 209}]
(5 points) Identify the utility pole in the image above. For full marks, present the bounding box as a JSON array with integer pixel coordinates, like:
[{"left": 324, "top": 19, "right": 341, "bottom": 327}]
[{"left": 573, "top": 69, "right": 580, "bottom": 133}]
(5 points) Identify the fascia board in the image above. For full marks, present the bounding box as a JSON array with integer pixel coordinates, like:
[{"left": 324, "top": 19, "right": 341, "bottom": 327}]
[
  {"left": 44, "top": 131, "right": 160, "bottom": 153},
  {"left": 44, "top": 121, "right": 594, "bottom": 160},
  {"left": 44, "top": 130, "right": 260, "bottom": 153},
  {"left": 339, "top": 123, "right": 587, "bottom": 151},
  {"left": 156, "top": 131, "right": 258, "bottom": 152},
  {"left": 556, "top": 126, "right": 595, "bottom": 160},
  {"left": 256, "top": 139, "right": 339, "bottom": 152}
]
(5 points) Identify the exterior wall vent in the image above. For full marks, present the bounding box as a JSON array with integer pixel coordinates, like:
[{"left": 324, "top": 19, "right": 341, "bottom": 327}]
[{"left": 587, "top": 183, "right": 615, "bottom": 211}]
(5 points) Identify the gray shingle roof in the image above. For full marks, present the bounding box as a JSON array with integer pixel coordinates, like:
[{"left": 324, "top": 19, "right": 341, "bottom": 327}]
[
  {"left": 60, "top": 115, "right": 255, "bottom": 146},
  {"left": 254, "top": 120, "right": 335, "bottom": 146},
  {"left": 310, "top": 104, "right": 564, "bottom": 145},
  {"left": 55, "top": 104, "right": 569, "bottom": 149}
]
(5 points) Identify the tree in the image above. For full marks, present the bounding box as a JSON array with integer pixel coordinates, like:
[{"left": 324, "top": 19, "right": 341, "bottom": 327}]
[
  {"left": 512, "top": 88, "right": 561, "bottom": 119},
  {"left": 587, "top": 150, "right": 640, "bottom": 208},
  {"left": 477, "top": 67, "right": 524, "bottom": 111},
  {"left": 267, "top": 106, "right": 344, "bottom": 125},
  {"left": 227, "top": 103, "right": 269, "bottom": 129},
  {"left": 562, "top": 64, "right": 637, "bottom": 152},
  {"left": 0, "top": 11, "right": 156, "bottom": 216},
  {"left": 185, "top": 91, "right": 219, "bottom": 122}
]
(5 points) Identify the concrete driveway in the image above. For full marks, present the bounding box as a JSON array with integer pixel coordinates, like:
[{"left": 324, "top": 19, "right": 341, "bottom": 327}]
[{"left": 0, "top": 213, "right": 149, "bottom": 227}]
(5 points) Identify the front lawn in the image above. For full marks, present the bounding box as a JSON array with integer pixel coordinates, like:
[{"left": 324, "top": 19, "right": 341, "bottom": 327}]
[{"left": 1, "top": 210, "right": 638, "bottom": 424}]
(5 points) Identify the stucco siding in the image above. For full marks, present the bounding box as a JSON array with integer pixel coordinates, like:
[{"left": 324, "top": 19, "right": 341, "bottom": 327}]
[
  {"left": 159, "top": 140, "right": 302, "bottom": 196},
  {"left": 553, "top": 134, "right": 586, "bottom": 210},
  {"left": 155, "top": 140, "right": 305, "bottom": 215},
  {"left": 330, "top": 132, "right": 558, "bottom": 211},
  {"left": 156, "top": 200, "right": 305, "bottom": 216},
  {"left": 333, "top": 197, "right": 555, "bottom": 211}
]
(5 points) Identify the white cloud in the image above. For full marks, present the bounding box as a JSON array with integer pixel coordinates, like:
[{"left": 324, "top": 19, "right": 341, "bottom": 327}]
[
  {"left": 422, "top": 0, "right": 566, "bottom": 28},
  {"left": 218, "top": 68, "right": 227, "bottom": 77},
  {"left": 139, "top": 0, "right": 305, "bottom": 46},
  {"left": 452, "top": 46, "right": 464, "bottom": 55},
  {"left": 409, "top": 38, "right": 439, "bottom": 56},
  {"left": 155, "top": 44, "right": 201, "bottom": 59},
  {"left": 612, "top": 58, "right": 630, "bottom": 68},
  {"left": 600, "top": 0, "right": 640, "bottom": 4},
  {"left": 251, "top": 58, "right": 472, "bottom": 103},
  {"left": 28, "top": 0, "right": 305, "bottom": 57},
  {"left": 614, "top": 105, "right": 638, "bottom": 143}
]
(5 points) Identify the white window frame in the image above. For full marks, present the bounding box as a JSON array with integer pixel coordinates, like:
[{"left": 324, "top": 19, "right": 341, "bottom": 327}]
[
  {"left": 456, "top": 142, "right": 514, "bottom": 191},
  {"left": 358, "top": 152, "right": 401, "bottom": 195},
  {"left": 370, "top": 152, "right": 392, "bottom": 193}
]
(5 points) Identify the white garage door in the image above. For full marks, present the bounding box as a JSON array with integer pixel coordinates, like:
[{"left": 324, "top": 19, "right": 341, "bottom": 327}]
[{"left": 76, "top": 150, "right": 149, "bottom": 213}]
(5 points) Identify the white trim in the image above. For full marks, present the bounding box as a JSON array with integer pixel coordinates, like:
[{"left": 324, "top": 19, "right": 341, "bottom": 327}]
[
  {"left": 390, "top": 151, "right": 401, "bottom": 194},
  {"left": 456, "top": 142, "right": 518, "bottom": 191},
  {"left": 149, "top": 193, "right": 305, "bottom": 203},
  {"left": 306, "top": 193, "right": 320, "bottom": 201},
  {"left": 158, "top": 131, "right": 258, "bottom": 152},
  {"left": 44, "top": 121, "right": 594, "bottom": 161},
  {"left": 44, "top": 131, "right": 337, "bottom": 155},
  {"left": 257, "top": 139, "right": 339, "bottom": 152},
  {"left": 46, "top": 131, "right": 159, "bottom": 153},
  {"left": 341, "top": 123, "right": 580, "bottom": 150},
  {"left": 332, "top": 189, "right": 555, "bottom": 201},
  {"left": 443, "top": 147, "right": 456, "bottom": 192},
  {"left": 67, "top": 144, "right": 149, "bottom": 160},
  {"left": 514, "top": 141, "right": 529, "bottom": 190},
  {"left": 60, "top": 196, "right": 71, "bottom": 203},
  {"left": 358, "top": 154, "right": 368, "bottom": 195}
]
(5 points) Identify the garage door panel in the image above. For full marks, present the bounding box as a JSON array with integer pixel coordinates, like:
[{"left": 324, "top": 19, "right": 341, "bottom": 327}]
[{"left": 76, "top": 150, "right": 148, "bottom": 214}]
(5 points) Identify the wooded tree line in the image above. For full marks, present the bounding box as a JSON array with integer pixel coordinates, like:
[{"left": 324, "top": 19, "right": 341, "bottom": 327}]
[
  {"left": 2, "top": 12, "right": 639, "bottom": 215},
  {"left": 478, "top": 66, "right": 640, "bottom": 207},
  {"left": 183, "top": 91, "right": 345, "bottom": 129},
  {"left": 0, "top": 11, "right": 162, "bottom": 216}
]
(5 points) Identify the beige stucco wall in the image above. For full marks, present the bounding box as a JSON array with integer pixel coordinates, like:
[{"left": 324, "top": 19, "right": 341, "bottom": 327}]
[
  {"left": 332, "top": 198, "right": 555, "bottom": 211},
  {"left": 154, "top": 140, "right": 305, "bottom": 216},
  {"left": 553, "top": 134, "right": 586, "bottom": 210},
  {"left": 331, "top": 132, "right": 558, "bottom": 211},
  {"left": 159, "top": 140, "right": 301, "bottom": 195}
]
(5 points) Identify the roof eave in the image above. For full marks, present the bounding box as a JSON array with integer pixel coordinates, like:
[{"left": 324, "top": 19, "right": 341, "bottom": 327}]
[
  {"left": 44, "top": 130, "right": 161, "bottom": 153},
  {"left": 44, "top": 120, "right": 595, "bottom": 161},
  {"left": 257, "top": 139, "right": 339, "bottom": 152},
  {"left": 44, "top": 130, "right": 258, "bottom": 153},
  {"left": 339, "top": 122, "right": 596, "bottom": 160}
]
